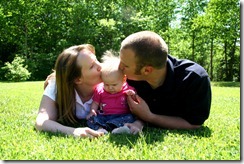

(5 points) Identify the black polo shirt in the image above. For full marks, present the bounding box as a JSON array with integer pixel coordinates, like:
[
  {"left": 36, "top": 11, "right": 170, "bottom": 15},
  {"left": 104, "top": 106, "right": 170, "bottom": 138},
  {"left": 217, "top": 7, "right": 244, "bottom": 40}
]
[{"left": 127, "top": 55, "right": 212, "bottom": 125}]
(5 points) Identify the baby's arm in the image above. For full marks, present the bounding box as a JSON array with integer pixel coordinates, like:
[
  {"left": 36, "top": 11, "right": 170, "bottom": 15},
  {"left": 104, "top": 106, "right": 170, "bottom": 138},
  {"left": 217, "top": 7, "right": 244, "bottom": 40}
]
[{"left": 86, "top": 101, "right": 99, "bottom": 120}]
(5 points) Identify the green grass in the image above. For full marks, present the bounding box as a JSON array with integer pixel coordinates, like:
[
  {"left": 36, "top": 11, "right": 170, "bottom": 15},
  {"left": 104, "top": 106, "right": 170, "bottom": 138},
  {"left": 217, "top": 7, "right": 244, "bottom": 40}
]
[{"left": 0, "top": 81, "right": 240, "bottom": 160}]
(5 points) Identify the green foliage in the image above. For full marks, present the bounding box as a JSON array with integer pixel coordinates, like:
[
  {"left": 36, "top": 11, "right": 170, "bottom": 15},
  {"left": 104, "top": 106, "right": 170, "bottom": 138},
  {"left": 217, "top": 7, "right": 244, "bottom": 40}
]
[
  {"left": 1, "top": 55, "right": 31, "bottom": 81},
  {"left": 170, "top": 0, "right": 240, "bottom": 81},
  {"left": 0, "top": 81, "right": 240, "bottom": 160},
  {"left": 0, "top": 0, "right": 240, "bottom": 81},
  {"left": 26, "top": 52, "right": 56, "bottom": 80}
]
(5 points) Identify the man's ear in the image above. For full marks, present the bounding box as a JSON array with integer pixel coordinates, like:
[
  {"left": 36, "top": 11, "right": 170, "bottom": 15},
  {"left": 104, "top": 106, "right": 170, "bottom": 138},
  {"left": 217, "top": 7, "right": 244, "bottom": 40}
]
[{"left": 142, "top": 66, "right": 153, "bottom": 75}]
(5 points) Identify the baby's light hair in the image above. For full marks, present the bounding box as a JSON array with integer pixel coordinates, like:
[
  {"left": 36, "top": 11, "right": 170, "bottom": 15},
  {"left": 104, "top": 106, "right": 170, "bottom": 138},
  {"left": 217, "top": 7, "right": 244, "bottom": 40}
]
[{"left": 101, "top": 50, "right": 123, "bottom": 77}]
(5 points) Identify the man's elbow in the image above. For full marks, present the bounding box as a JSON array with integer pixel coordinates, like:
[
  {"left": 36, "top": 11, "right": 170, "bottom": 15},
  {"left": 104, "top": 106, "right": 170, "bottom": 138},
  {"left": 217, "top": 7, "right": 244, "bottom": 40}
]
[{"left": 189, "top": 124, "right": 201, "bottom": 130}]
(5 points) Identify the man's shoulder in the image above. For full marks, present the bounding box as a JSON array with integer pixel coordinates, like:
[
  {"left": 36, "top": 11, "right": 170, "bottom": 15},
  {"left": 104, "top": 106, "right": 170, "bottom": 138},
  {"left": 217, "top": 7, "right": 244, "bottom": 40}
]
[
  {"left": 126, "top": 79, "right": 146, "bottom": 87},
  {"left": 168, "top": 55, "right": 209, "bottom": 78}
]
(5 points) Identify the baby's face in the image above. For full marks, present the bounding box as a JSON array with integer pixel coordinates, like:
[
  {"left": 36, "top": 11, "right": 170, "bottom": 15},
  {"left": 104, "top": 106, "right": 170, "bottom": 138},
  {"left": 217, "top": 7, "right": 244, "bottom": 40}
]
[{"left": 102, "top": 73, "right": 124, "bottom": 94}]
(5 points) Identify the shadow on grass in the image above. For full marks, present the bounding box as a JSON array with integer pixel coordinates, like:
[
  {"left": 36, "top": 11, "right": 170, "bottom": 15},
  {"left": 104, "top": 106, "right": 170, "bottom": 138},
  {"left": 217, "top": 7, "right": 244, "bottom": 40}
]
[
  {"left": 33, "top": 123, "right": 212, "bottom": 149},
  {"left": 33, "top": 127, "right": 70, "bottom": 139},
  {"left": 211, "top": 82, "right": 240, "bottom": 87},
  {"left": 107, "top": 128, "right": 165, "bottom": 148},
  {"left": 168, "top": 126, "right": 212, "bottom": 138},
  {"left": 107, "top": 125, "right": 212, "bottom": 148}
]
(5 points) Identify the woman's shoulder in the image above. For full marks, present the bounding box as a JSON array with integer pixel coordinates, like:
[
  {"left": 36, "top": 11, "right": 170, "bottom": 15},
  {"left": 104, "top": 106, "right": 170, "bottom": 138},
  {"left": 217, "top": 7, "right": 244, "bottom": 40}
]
[{"left": 43, "top": 79, "right": 57, "bottom": 101}]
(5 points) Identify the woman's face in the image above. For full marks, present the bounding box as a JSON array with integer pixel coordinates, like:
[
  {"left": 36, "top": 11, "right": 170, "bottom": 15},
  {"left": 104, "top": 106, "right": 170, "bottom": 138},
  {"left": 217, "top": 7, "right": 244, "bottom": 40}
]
[{"left": 77, "top": 49, "right": 102, "bottom": 86}]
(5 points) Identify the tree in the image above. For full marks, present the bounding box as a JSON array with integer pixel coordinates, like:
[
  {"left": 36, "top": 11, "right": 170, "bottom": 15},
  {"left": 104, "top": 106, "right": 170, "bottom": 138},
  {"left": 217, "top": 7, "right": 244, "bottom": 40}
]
[
  {"left": 201, "top": 0, "right": 240, "bottom": 81},
  {"left": 179, "top": 0, "right": 208, "bottom": 61},
  {"left": 0, "top": 0, "right": 240, "bottom": 81},
  {"left": 1, "top": 55, "right": 31, "bottom": 81}
]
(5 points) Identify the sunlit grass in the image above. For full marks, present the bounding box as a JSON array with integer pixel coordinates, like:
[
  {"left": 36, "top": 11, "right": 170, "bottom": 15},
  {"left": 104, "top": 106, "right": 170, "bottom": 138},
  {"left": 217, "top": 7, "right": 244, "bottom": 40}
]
[{"left": 0, "top": 81, "right": 240, "bottom": 160}]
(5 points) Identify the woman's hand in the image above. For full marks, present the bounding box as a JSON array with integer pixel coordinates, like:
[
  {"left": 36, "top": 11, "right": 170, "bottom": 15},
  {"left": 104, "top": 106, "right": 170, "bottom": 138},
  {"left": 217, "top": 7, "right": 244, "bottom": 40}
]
[{"left": 73, "top": 127, "right": 104, "bottom": 138}]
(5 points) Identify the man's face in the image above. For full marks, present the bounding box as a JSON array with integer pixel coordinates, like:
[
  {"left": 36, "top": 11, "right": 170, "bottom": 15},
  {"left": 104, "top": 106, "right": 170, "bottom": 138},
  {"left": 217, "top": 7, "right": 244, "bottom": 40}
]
[{"left": 119, "top": 48, "right": 144, "bottom": 81}]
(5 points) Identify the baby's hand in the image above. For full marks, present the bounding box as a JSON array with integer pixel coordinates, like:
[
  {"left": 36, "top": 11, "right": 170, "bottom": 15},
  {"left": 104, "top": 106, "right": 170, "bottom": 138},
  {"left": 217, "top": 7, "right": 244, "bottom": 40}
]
[
  {"left": 125, "top": 90, "right": 138, "bottom": 103},
  {"left": 86, "top": 109, "right": 97, "bottom": 120},
  {"left": 125, "top": 89, "right": 136, "bottom": 96}
]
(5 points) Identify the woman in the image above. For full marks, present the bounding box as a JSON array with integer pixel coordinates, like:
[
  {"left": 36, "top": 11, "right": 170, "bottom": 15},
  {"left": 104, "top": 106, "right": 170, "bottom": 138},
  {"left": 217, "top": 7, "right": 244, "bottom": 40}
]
[{"left": 35, "top": 44, "right": 104, "bottom": 138}]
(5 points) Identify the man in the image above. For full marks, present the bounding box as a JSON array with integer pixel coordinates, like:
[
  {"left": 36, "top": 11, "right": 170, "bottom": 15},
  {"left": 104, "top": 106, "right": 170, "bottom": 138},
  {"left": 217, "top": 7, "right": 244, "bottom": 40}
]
[{"left": 120, "top": 31, "right": 211, "bottom": 130}]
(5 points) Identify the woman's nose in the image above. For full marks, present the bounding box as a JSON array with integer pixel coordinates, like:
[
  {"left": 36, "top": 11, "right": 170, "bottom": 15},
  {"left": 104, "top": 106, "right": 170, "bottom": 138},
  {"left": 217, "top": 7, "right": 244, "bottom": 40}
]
[{"left": 97, "top": 63, "right": 102, "bottom": 71}]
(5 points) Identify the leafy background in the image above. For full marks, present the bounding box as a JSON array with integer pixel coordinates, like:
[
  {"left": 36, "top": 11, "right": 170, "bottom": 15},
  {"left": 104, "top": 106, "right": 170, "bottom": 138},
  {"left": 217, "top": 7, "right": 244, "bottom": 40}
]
[{"left": 0, "top": 0, "right": 240, "bottom": 82}]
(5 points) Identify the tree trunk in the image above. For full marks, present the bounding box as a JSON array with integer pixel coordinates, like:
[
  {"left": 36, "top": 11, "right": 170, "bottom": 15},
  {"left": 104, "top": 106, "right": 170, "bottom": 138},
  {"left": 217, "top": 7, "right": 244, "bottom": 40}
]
[
  {"left": 229, "top": 37, "right": 237, "bottom": 81},
  {"left": 192, "top": 31, "right": 195, "bottom": 61},
  {"left": 224, "top": 42, "right": 228, "bottom": 81},
  {"left": 210, "top": 37, "right": 214, "bottom": 80}
]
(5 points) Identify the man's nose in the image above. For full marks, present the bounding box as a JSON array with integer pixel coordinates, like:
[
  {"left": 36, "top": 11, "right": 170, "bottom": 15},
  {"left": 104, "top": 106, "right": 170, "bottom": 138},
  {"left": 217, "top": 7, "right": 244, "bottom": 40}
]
[{"left": 119, "top": 63, "right": 124, "bottom": 70}]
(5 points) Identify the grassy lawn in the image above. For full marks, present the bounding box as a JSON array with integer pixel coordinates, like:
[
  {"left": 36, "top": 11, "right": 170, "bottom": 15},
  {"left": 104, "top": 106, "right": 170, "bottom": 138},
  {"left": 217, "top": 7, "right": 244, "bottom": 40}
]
[{"left": 0, "top": 81, "right": 240, "bottom": 160}]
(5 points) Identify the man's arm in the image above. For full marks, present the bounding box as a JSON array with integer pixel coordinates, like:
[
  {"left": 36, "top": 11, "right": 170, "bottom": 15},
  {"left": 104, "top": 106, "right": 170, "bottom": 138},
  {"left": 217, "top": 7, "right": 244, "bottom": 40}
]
[
  {"left": 127, "top": 95, "right": 201, "bottom": 130},
  {"left": 145, "top": 113, "right": 201, "bottom": 129}
]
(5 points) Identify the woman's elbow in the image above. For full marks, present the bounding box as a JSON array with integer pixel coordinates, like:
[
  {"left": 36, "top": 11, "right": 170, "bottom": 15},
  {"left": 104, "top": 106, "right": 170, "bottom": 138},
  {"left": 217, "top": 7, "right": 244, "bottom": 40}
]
[
  {"left": 35, "top": 113, "right": 49, "bottom": 131},
  {"left": 35, "top": 122, "right": 42, "bottom": 131},
  {"left": 35, "top": 117, "right": 44, "bottom": 131}
]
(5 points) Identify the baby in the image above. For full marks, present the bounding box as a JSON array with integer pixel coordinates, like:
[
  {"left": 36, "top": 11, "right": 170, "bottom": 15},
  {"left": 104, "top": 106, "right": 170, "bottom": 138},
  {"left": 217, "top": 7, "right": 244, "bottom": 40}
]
[{"left": 86, "top": 50, "right": 136, "bottom": 134}]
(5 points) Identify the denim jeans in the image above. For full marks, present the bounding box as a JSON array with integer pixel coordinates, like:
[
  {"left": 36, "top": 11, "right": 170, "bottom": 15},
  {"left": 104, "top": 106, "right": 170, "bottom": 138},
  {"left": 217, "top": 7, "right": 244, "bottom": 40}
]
[{"left": 87, "top": 113, "right": 136, "bottom": 131}]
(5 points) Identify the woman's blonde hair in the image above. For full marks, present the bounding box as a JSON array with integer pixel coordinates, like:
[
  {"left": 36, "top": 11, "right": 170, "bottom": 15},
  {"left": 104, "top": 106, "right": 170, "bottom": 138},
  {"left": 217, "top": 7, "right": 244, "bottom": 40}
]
[{"left": 55, "top": 44, "right": 95, "bottom": 126}]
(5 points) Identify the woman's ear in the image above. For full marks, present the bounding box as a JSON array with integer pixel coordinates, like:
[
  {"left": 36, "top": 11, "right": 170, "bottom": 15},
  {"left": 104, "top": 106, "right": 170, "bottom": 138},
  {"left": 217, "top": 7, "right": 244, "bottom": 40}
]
[
  {"left": 74, "top": 77, "right": 83, "bottom": 84},
  {"left": 122, "top": 74, "right": 127, "bottom": 82}
]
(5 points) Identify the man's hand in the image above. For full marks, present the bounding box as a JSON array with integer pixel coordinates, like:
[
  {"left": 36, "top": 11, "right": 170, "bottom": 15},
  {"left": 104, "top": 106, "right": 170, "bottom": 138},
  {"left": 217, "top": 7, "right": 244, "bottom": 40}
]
[{"left": 127, "top": 94, "right": 153, "bottom": 121}]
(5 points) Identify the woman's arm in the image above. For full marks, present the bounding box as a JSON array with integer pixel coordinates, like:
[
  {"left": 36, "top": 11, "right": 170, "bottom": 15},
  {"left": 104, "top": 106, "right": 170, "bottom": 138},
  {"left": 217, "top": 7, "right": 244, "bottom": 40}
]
[
  {"left": 35, "top": 95, "right": 104, "bottom": 138},
  {"left": 35, "top": 95, "right": 69, "bottom": 133}
]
